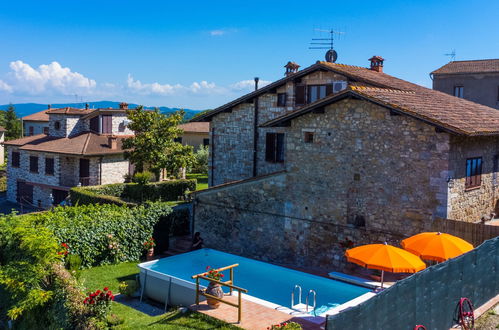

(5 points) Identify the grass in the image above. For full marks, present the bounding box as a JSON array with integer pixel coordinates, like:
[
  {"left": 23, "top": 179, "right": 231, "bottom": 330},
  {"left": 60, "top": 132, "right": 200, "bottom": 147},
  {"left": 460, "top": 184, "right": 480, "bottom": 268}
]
[
  {"left": 80, "top": 262, "right": 239, "bottom": 329},
  {"left": 186, "top": 173, "right": 208, "bottom": 191}
]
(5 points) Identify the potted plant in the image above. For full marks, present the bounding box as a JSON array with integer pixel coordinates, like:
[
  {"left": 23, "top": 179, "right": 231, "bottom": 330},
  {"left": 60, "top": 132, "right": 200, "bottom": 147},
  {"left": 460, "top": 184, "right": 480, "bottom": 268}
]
[
  {"left": 204, "top": 266, "right": 225, "bottom": 309},
  {"left": 144, "top": 237, "right": 156, "bottom": 261}
]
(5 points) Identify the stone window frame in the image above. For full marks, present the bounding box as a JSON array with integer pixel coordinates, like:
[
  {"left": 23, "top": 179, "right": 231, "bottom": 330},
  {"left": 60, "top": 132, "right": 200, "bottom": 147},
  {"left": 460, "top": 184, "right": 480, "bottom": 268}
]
[
  {"left": 29, "top": 155, "right": 39, "bottom": 174},
  {"left": 465, "top": 157, "right": 482, "bottom": 190},
  {"left": 45, "top": 157, "right": 55, "bottom": 176},
  {"left": 265, "top": 132, "right": 285, "bottom": 163},
  {"left": 11, "top": 151, "right": 20, "bottom": 168}
]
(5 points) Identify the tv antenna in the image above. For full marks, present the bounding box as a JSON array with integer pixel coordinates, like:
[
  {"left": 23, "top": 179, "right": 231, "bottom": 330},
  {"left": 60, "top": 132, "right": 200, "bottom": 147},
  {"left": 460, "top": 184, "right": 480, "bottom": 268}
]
[
  {"left": 309, "top": 28, "right": 345, "bottom": 63},
  {"left": 445, "top": 49, "right": 456, "bottom": 62}
]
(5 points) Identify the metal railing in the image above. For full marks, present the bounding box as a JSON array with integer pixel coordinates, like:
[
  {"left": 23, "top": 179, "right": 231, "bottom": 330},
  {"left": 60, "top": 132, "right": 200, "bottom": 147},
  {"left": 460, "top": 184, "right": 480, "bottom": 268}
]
[{"left": 192, "top": 264, "right": 248, "bottom": 323}]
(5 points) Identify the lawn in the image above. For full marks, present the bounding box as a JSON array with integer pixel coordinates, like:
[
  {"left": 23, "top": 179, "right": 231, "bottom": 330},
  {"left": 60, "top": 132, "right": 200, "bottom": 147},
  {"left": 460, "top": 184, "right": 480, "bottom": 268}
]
[
  {"left": 186, "top": 173, "right": 208, "bottom": 191},
  {"left": 80, "top": 262, "right": 239, "bottom": 329}
]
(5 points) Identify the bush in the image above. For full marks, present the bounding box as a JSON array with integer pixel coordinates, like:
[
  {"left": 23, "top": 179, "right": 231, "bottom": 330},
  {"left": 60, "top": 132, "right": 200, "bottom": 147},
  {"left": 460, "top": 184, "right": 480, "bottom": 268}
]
[
  {"left": 191, "top": 145, "right": 209, "bottom": 174},
  {"left": 0, "top": 176, "right": 6, "bottom": 193},
  {"left": 69, "top": 179, "right": 196, "bottom": 206},
  {"left": 132, "top": 171, "right": 154, "bottom": 185},
  {"left": 66, "top": 254, "right": 83, "bottom": 279}
]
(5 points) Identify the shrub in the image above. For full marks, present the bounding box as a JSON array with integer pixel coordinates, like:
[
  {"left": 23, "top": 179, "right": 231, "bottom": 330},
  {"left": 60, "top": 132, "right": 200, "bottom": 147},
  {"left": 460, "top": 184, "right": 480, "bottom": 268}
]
[
  {"left": 70, "top": 186, "right": 134, "bottom": 207},
  {"left": 83, "top": 287, "right": 114, "bottom": 320},
  {"left": 268, "top": 321, "right": 302, "bottom": 329},
  {"left": 65, "top": 254, "right": 83, "bottom": 279},
  {"left": 191, "top": 145, "right": 209, "bottom": 174},
  {"left": 0, "top": 176, "right": 6, "bottom": 193},
  {"left": 132, "top": 171, "right": 154, "bottom": 185}
]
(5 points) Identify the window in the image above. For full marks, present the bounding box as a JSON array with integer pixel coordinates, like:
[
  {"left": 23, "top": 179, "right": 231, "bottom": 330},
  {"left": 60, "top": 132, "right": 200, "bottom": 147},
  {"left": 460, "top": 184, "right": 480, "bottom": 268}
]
[
  {"left": 465, "top": 157, "right": 482, "bottom": 189},
  {"left": 295, "top": 85, "right": 306, "bottom": 105},
  {"left": 102, "top": 115, "right": 112, "bottom": 134},
  {"left": 203, "top": 138, "right": 210, "bottom": 147},
  {"left": 54, "top": 121, "right": 61, "bottom": 130},
  {"left": 265, "top": 133, "right": 285, "bottom": 163},
  {"left": 12, "top": 152, "right": 20, "bottom": 168},
  {"left": 304, "top": 131, "right": 314, "bottom": 143},
  {"left": 277, "top": 93, "right": 287, "bottom": 107},
  {"left": 29, "top": 156, "right": 39, "bottom": 173},
  {"left": 308, "top": 85, "right": 327, "bottom": 103},
  {"left": 43, "top": 127, "right": 49, "bottom": 135},
  {"left": 454, "top": 86, "right": 464, "bottom": 98},
  {"left": 174, "top": 137, "right": 183, "bottom": 143},
  {"left": 28, "top": 126, "right": 34, "bottom": 136},
  {"left": 45, "top": 157, "right": 54, "bottom": 175}
]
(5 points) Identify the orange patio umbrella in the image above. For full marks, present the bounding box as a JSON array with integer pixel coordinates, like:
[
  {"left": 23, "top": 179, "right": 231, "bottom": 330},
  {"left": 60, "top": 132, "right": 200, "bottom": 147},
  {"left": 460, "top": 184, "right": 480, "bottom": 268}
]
[
  {"left": 401, "top": 232, "right": 473, "bottom": 262},
  {"left": 345, "top": 243, "right": 426, "bottom": 288}
]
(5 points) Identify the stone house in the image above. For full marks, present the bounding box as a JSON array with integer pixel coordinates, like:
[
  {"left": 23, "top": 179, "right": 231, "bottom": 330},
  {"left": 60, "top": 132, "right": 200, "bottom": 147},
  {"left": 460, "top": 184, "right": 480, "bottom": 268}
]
[
  {"left": 5, "top": 103, "right": 134, "bottom": 209},
  {"left": 22, "top": 107, "right": 50, "bottom": 136},
  {"left": 192, "top": 56, "right": 499, "bottom": 271},
  {"left": 178, "top": 122, "right": 210, "bottom": 150},
  {"left": 431, "top": 59, "right": 499, "bottom": 109}
]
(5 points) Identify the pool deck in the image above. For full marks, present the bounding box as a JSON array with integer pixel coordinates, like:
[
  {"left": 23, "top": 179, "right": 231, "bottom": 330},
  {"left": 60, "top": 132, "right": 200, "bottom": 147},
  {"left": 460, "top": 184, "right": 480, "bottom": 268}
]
[{"left": 189, "top": 294, "right": 324, "bottom": 330}]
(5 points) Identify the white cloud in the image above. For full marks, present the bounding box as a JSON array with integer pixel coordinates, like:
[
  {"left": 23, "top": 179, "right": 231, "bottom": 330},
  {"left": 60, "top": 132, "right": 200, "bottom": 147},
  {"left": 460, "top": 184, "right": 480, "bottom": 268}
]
[
  {"left": 127, "top": 74, "right": 224, "bottom": 96},
  {"left": 7, "top": 60, "right": 96, "bottom": 95},
  {"left": 0, "top": 80, "right": 12, "bottom": 93},
  {"left": 209, "top": 28, "right": 238, "bottom": 36},
  {"left": 230, "top": 79, "right": 271, "bottom": 91}
]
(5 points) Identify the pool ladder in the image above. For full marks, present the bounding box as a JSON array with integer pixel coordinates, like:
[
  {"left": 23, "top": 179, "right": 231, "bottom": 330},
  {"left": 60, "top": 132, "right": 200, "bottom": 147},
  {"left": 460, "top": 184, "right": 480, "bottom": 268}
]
[{"left": 291, "top": 285, "right": 317, "bottom": 312}]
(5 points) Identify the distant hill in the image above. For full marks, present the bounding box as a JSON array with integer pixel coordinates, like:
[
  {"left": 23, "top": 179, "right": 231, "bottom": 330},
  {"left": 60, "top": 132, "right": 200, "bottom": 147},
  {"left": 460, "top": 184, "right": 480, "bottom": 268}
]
[{"left": 0, "top": 101, "right": 202, "bottom": 120}]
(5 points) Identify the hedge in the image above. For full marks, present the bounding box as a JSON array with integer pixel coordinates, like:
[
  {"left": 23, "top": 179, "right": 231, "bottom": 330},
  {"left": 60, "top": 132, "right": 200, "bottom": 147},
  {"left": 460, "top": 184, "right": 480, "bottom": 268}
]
[
  {"left": 0, "top": 202, "right": 172, "bottom": 326},
  {"left": 69, "top": 179, "right": 196, "bottom": 206}
]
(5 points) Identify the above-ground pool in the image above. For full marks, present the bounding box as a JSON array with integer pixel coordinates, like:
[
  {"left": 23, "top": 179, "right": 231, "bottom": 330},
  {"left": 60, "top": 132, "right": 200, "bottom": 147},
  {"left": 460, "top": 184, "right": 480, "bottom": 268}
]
[{"left": 138, "top": 248, "right": 371, "bottom": 316}]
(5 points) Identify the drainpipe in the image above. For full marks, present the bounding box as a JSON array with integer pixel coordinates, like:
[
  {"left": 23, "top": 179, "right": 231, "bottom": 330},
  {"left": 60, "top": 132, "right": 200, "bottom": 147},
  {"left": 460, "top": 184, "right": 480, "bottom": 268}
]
[
  {"left": 210, "top": 128, "right": 215, "bottom": 187},
  {"left": 99, "top": 156, "right": 103, "bottom": 185},
  {"left": 252, "top": 77, "right": 259, "bottom": 177}
]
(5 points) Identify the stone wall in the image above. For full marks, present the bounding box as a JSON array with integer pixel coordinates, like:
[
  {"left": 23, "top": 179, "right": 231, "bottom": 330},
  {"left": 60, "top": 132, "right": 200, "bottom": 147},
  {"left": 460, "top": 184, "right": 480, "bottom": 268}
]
[
  {"left": 48, "top": 114, "right": 87, "bottom": 137},
  {"left": 100, "top": 155, "right": 129, "bottom": 185},
  {"left": 447, "top": 135, "right": 499, "bottom": 222},
  {"left": 110, "top": 113, "right": 134, "bottom": 135},
  {"left": 23, "top": 121, "right": 49, "bottom": 136}
]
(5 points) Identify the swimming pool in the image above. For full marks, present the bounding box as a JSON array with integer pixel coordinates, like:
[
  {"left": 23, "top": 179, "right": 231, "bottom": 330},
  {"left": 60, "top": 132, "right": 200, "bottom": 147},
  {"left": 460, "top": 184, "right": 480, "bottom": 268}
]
[{"left": 138, "top": 248, "right": 371, "bottom": 316}]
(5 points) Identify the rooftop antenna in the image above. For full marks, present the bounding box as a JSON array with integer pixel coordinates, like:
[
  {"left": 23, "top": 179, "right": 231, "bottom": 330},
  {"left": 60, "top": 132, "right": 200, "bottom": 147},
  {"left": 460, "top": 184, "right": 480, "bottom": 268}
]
[
  {"left": 309, "top": 28, "right": 345, "bottom": 63},
  {"left": 445, "top": 49, "right": 456, "bottom": 62}
]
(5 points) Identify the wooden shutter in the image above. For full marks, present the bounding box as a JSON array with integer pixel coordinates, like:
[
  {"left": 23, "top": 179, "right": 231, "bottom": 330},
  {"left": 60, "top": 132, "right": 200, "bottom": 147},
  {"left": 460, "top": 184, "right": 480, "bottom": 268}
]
[
  {"left": 326, "top": 83, "right": 333, "bottom": 96},
  {"left": 79, "top": 159, "right": 90, "bottom": 179},
  {"left": 295, "top": 85, "right": 306, "bottom": 105},
  {"left": 265, "top": 133, "right": 276, "bottom": 162},
  {"left": 102, "top": 115, "right": 112, "bottom": 134},
  {"left": 276, "top": 133, "right": 285, "bottom": 163}
]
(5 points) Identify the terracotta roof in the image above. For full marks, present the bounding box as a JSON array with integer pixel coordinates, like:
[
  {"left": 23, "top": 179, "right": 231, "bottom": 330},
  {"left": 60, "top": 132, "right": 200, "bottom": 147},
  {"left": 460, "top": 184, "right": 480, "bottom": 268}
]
[
  {"left": 179, "top": 122, "right": 210, "bottom": 133},
  {"left": 46, "top": 107, "right": 95, "bottom": 115},
  {"left": 431, "top": 59, "right": 499, "bottom": 75},
  {"left": 4, "top": 132, "right": 131, "bottom": 156},
  {"left": 263, "top": 85, "right": 499, "bottom": 136},
  {"left": 22, "top": 109, "right": 51, "bottom": 122}
]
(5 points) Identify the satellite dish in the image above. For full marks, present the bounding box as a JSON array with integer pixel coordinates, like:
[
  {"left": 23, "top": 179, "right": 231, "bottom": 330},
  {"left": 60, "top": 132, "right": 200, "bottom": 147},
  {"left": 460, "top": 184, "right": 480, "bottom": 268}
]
[{"left": 325, "top": 49, "right": 338, "bottom": 63}]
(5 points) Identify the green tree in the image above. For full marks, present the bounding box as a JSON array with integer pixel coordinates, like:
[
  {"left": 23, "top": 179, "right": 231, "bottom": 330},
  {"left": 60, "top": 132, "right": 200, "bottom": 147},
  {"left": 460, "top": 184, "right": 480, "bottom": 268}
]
[
  {"left": 190, "top": 109, "right": 212, "bottom": 121},
  {"left": 4, "top": 104, "right": 22, "bottom": 140},
  {"left": 191, "top": 144, "right": 209, "bottom": 174},
  {"left": 123, "top": 107, "right": 195, "bottom": 178}
]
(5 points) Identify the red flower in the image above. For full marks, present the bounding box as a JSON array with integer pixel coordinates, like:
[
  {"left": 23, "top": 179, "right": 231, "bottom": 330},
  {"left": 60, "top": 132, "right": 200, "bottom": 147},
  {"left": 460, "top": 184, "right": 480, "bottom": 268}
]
[
  {"left": 103, "top": 287, "right": 109, "bottom": 291},
  {"left": 221, "top": 274, "right": 224, "bottom": 278},
  {"left": 96, "top": 290, "right": 101, "bottom": 294},
  {"left": 111, "top": 295, "right": 115, "bottom": 301}
]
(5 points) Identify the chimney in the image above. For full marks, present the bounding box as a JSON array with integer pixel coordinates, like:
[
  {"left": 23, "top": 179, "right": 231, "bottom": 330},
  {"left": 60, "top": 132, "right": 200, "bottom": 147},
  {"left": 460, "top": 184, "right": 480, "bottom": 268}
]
[
  {"left": 254, "top": 77, "right": 259, "bottom": 91},
  {"left": 284, "top": 61, "right": 300, "bottom": 76},
  {"left": 119, "top": 102, "right": 128, "bottom": 110},
  {"left": 369, "top": 56, "right": 384, "bottom": 73},
  {"left": 108, "top": 136, "right": 118, "bottom": 149},
  {"left": 85, "top": 103, "right": 89, "bottom": 110}
]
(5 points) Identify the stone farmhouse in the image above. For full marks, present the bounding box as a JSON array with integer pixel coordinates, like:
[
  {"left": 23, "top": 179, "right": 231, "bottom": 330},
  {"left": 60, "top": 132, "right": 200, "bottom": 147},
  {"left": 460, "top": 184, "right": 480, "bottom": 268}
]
[
  {"left": 431, "top": 59, "right": 499, "bottom": 109},
  {"left": 192, "top": 56, "right": 499, "bottom": 270},
  {"left": 177, "top": 122, "right": 210, "bottom": 150},
  {"left": 22, "top": 107, "right": 50, "bottom": 136},
  {"left": 5, "top": 103, "right": 134, "bottom": 208}
]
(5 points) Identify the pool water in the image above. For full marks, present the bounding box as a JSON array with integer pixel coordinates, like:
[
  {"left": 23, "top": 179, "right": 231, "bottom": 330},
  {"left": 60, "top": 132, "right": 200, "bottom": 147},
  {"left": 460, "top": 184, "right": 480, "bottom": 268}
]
[{"left": 141, "top": 248, "right": 370, "bottom": 313}]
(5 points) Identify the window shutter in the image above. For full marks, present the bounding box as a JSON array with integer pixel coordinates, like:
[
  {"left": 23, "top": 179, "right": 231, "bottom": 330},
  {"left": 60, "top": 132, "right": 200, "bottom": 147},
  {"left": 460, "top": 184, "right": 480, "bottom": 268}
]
[
  {"left": 295, "top": 85, "right": 306, "bottom": 105},
  {"left": 326, "top": 84, "right": 333, "bottom": 96},
  {"left": 276, "top": 133, "right": 285, "bottom": 162},
  {"left": 265, "top": 133, "right": 276, "bottom": 162}
]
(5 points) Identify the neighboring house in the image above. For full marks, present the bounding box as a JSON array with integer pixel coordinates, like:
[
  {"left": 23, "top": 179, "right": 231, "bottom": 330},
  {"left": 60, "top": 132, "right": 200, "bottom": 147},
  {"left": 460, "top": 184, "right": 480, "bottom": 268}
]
[
  {"left": 192, "top": 56, "right": 499, "bottom": 271},
  {"left": 178, "top": 122, "right": 210, "bottom": 150},
  {"left": 431, "top": 59, "right": 499, "bottom": 109},
  {"left": 22, "top": 107, "right": 50, "bottom": 136},
  {"left": 5, "top": 102, "right": 134, "bottom": 208}
]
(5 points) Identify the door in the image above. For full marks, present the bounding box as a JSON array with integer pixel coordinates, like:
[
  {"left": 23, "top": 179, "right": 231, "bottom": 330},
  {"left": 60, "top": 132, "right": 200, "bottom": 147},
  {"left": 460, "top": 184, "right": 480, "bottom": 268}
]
[
  {"left": 17, "top": 181, "right": 33, "bottom": 204},
  {"left": 79, "top": 159, "right": 90, "bottom": 186},
  {"left": 52, "top": 189, "right": 69, "bottom": 205}
]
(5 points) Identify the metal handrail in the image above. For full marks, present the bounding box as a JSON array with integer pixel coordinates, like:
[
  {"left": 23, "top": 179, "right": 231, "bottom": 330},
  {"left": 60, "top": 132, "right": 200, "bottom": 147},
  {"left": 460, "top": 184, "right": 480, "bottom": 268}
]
[
  {"left": 291, "top": 284, "right": 302, "bottom": 308},
  {"left": 306, "top": 289, "right": 317, "bottom": 312}
]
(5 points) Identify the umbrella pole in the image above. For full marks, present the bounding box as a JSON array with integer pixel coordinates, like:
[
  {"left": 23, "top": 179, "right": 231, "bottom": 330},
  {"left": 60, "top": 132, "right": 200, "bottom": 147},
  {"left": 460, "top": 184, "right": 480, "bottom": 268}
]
[{"left": 380, "top": 270, "right": 384, "bottom": 289}]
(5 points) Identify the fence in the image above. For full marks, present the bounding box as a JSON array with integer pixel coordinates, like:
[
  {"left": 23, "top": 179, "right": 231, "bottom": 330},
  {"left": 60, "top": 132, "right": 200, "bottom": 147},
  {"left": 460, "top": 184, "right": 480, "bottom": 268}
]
[
  {"left": 428, "top": 217, "right": 499, "bottom": 247},
  {"left": 326, "top": 236, "right": 499, "bottom": 330}
]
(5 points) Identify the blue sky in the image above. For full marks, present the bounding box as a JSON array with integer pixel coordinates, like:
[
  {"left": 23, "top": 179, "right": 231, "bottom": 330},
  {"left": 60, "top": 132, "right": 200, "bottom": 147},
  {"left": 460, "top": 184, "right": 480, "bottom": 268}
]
[{"left": 0, "top": 0, "right": 497, "bottom": 109}]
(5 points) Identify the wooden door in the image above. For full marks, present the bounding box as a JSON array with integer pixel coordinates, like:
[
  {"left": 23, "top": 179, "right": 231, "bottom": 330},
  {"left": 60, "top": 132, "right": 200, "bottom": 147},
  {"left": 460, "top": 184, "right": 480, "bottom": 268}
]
[
  {"left": 17, "top": 181, "right": 33, "bottom": 204},
  {"left": 79, "top": 159, "right": 90, "bottom": 185}
]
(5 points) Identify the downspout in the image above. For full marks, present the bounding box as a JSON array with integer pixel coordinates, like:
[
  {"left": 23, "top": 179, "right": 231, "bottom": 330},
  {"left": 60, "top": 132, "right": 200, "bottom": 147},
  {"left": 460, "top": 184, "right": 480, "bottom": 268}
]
[
  {"left": 210, "top": 128, "right": 215, "bottom": 186},
  {"left": 252, "top": 77, "right": 259, "bottom": 177},
  {"left": 99, "top": 156, "right": 103, "bottom": 185}
]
